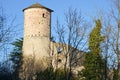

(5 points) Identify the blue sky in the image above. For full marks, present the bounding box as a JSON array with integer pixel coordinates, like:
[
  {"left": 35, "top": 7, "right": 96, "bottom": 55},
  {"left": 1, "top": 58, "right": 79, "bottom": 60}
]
[
  {"left": 0, "top": 0, "right": 111, "bottom": 38},
  {"left": 0, "top": 0, "right": 115, "bottom": 62}
]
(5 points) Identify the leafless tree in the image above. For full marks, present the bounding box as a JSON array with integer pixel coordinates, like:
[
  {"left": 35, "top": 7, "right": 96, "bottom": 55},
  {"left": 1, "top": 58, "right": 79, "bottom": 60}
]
[
  {"left": 100, "top": 0, "right": 120, "bottom": 79},
  {"left": 101, "top": 15, "right": 114, "bottom": 80},
  {"left": 53, "top": 8, "right": 89, "bottom": 80},
  {"left": 108, "top": 0, "right": 120, "bottom": 79},
  {"left": 0, "top": 5, "right": 19, "bottom": 79}
]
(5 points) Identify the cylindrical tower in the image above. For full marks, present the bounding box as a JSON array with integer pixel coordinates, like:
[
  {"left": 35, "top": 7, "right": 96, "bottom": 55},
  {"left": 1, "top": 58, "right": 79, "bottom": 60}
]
[{"left": 23, "top": 3, "right": 53, "bottom": 70}]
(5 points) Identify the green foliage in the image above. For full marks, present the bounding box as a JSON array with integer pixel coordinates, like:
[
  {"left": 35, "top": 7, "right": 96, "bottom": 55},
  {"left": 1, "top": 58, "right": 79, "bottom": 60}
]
[
  {"left": 89, "top": 19, "right": 105, "bottom": 53},
  {"left": 35, "top": 68, "right": 54, "bottom": 80},
  {"left": 10, "top": 38, "right": 23, "bottom": 80},
  {"left": 113, "top": 68, "right": 118, "bottom": 80},
  {"left": 36, "top": 68, "right": 69, "bottom": 80},
  {"left": 82, "top": 19, "right": 105, "bottom": 80},
  {"left": 82, "top": 52, "right": 104, "bottom": 80},
  {"left": 54, "top": 69, "right": 66, "bottom": 80},
  {"left": 35, "top": 68, "right": 78, "bottom": 80}
]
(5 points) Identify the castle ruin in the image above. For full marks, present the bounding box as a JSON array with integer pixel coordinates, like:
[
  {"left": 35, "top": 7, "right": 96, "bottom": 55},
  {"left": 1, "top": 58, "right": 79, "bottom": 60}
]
[{"left": 21, "top": 3, "right": 84, "bottom": 79}]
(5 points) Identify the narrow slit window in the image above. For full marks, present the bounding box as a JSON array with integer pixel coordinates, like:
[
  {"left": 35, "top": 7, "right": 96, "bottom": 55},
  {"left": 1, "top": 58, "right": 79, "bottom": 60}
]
[{"left": 42, "top": 13, "right": 45, "bottom": 18}]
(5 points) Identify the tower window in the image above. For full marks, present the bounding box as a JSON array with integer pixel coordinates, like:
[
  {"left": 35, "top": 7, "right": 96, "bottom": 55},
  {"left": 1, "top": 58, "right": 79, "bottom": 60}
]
[{"left": 42, "top": 13, "right": 45, "bottom": 18}]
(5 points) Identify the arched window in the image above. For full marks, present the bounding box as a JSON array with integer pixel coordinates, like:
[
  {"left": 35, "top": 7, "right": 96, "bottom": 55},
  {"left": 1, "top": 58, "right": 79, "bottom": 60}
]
[
  {"left": 57, "top": 47, "right": 62, "bottom": 54},
  {"left": 57, "top": 59, "right": 62, "bottom": 63}
]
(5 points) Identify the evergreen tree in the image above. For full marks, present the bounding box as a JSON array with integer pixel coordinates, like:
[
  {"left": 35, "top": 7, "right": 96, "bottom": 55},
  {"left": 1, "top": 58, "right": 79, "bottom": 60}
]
[
  {"left": 113, "top": 68, "right": 118, "bottom": 80},
  {"left": 10, "top": 38, "right": 23, "bottom": 80},
  {"left": 82, "top": 19, "right": 105, "bottom": 80}
]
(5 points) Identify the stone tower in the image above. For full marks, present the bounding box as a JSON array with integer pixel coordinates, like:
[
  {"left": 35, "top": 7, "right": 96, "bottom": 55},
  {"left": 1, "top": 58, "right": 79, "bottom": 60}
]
[{"left": 22, "top": 3, "right": 53, "bottom": 70}]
